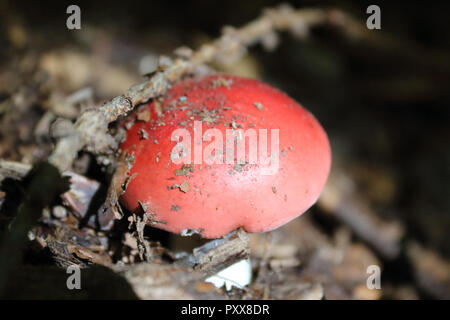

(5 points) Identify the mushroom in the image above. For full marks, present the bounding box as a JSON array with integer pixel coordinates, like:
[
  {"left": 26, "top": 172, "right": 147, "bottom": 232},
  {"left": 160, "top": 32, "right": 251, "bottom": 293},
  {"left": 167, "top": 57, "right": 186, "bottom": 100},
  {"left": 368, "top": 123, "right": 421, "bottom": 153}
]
[
  {"left": 205, "top": 258, "right": 252, "bottom": 291},
  {"left": 119, "top": 75, "right": 331, "bottom": 239}
]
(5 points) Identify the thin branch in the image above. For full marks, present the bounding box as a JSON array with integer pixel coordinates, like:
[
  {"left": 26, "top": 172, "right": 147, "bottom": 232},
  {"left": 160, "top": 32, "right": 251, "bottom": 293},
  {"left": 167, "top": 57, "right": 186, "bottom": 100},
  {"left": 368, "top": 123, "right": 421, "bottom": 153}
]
[{"left": 48, "top": 5, "right": 361, "bottom": 172}]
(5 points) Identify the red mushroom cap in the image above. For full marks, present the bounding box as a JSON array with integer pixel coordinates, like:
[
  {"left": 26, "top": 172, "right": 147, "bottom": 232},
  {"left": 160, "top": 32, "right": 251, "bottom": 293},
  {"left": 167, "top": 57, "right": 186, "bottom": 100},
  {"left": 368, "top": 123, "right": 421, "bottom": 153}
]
[{"left": 119, "top": 75, "right": 331, "bottom": 238}]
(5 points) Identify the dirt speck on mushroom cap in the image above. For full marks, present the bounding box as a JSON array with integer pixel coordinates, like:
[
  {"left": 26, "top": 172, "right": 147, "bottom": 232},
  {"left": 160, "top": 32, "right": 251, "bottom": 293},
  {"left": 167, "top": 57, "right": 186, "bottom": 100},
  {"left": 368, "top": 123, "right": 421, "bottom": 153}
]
[{"left": 119, "top": 75, "right": 331, "bottom": 238}]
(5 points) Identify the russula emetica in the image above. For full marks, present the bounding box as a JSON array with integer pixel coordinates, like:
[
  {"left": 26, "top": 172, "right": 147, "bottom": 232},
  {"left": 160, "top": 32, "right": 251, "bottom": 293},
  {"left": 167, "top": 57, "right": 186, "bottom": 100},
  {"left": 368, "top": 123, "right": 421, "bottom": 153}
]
[{"left": 119, "top": 75, "right": 331, "bottom": 239}]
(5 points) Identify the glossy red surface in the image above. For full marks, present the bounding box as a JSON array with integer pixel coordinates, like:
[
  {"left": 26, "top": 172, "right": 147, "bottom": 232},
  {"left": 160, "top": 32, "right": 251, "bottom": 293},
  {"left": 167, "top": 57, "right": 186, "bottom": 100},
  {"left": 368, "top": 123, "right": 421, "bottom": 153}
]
[{"left": 120, "top": 75, "right": 331, "bottom": 238}]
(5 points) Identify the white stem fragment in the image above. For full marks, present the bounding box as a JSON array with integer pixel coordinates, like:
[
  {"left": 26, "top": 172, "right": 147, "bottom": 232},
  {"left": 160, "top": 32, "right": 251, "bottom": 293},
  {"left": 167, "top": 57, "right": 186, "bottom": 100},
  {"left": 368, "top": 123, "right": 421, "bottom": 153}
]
[{"left": 205, "top": 258, "right": 252, "bottom": 291}]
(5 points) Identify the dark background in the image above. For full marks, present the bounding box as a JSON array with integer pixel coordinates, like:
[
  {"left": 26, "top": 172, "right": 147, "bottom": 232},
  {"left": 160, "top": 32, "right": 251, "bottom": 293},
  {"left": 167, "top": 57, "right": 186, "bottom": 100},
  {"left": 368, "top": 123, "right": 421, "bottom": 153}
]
[{"left": 0, "top": 0, "right": 449, "bottom": 299}]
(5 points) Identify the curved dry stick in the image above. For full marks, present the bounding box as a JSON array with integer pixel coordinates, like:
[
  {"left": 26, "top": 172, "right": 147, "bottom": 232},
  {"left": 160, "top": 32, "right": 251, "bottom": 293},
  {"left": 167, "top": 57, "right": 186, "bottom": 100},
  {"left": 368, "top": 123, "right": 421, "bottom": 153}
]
[{"left": 48, "top": 6, "right": 364, "bottom": 171}]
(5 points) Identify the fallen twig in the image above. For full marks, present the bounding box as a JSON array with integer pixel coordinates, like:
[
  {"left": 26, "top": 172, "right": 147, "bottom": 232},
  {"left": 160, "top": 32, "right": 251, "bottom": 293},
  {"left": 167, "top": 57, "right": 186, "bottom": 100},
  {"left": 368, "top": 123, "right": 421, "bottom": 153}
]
[
  {"left": 0, "top": 159, "right": 30, "bottom": 183},
  {"left": 318, "top": 168, "right": 404, "bottom": 259},
  {"left": 407, "top": 241, "right": 450, "bottom": 299},
  {"left": 47, "top": 5, "right": 364, "bottom": 172},
  {"left": 116, "top": 229, "right": 249, "bottom": 299}
]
